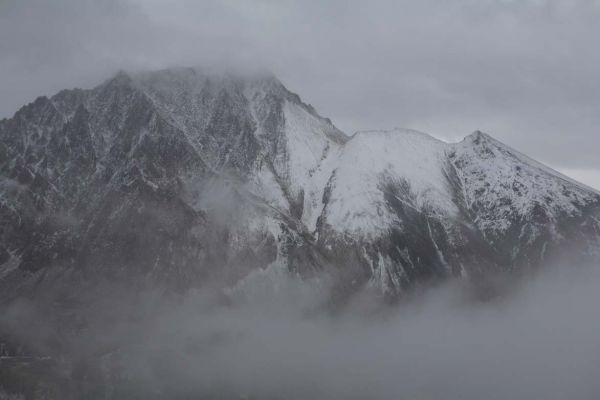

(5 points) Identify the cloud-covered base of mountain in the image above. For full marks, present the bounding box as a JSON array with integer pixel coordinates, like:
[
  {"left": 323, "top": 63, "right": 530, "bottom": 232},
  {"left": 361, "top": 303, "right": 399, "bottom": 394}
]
[{"left": 3, "top": 263, "right": 600, "bottom": 400}]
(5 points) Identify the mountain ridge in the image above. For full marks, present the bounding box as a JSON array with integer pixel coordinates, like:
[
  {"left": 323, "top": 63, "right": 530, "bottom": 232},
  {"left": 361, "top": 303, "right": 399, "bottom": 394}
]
[{"left": 1, "top": 67, "right": 600, "bottom": 300}]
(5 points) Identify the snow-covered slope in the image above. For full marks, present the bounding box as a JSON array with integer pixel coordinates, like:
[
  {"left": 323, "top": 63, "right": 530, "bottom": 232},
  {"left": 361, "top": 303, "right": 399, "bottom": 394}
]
[
  {"left": 448, "top": 131, "right": 600, "bottom": 265},
  {"left": 320, "top": 129, "right": 458, "bottom": 237},
  {"left": 129, "top": 67, "right": 347, "bottom": 221},
  {"left": 450, "top": 131, "right": 600, "bottom": 236},
  {"left": 314, "top": 128, "right": 600, "bottom": 292}
]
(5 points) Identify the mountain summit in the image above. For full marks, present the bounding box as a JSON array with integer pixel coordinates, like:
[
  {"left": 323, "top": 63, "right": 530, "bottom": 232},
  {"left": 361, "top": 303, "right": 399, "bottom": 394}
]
[{"left": 1, "top": 67, "right": 599, "bottom": 299}]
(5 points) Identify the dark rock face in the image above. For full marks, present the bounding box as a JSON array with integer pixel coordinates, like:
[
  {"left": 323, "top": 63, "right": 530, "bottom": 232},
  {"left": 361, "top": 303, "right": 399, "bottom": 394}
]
[{"left": 0, "top": 69, "right": 335, "bottom": 301}]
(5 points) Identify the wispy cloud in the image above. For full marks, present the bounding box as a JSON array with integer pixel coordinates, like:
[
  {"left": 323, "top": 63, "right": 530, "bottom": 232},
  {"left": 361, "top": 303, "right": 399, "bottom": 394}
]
[{"left": 1, "top": 0, "right": 599, "bottom": 182}]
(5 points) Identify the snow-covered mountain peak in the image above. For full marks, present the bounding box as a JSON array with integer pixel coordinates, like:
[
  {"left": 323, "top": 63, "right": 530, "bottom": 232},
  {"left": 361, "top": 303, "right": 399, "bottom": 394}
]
[
  {"left": 448, "top": 129, "right": 600, "bottom": 251},
  {"left": 455, "top": 129, "right": 600, "bottom": 193},
  {"left": 320, "top": 127, "right": 458, "bottom": 237},
  {"left": 90, "top": 67, "right": 347, "bottom": 224},
  {"left": 90, "top": 70, "right": 138, "bottom": 98},
  {"left": 462, "top": 129, "right": 491, "bottom": 143},
  {"left": 2, "top": 67, "right": 600, "bottom": 301}
]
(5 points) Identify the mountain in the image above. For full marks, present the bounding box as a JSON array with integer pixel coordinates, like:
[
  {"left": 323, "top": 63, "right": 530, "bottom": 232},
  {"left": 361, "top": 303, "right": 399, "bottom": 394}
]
[
  {"left": 317, "top": 129, "right": 600, "bottom": 294},
  {"left": 2, "top": 66, "right": 600, "bottom": 399},
  {"left": 1, "top": 67, "right": 600, "bottom": 303}
]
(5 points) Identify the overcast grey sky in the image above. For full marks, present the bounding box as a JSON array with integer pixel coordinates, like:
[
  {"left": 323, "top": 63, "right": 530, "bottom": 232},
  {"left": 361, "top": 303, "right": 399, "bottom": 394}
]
[{"left": 1, "top": 0, "right": 599, "bottom": 188}]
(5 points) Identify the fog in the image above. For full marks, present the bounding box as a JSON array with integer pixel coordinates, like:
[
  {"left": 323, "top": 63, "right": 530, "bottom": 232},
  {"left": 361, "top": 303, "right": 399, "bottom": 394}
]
[
  {"left": 2, "top": 264, "right": 600, "bottom": 399},
  {"left": 2, "top": 0, "right": 600, "bottom": 188}
]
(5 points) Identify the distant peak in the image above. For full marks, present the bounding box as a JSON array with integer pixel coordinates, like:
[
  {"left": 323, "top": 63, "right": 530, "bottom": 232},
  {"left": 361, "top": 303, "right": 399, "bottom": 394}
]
[
  {"left": 465, "top": 130, "right": 492, "bottom": 142},
  {"left": 102, "top": 70, "right": 134, "bottom": 88}
]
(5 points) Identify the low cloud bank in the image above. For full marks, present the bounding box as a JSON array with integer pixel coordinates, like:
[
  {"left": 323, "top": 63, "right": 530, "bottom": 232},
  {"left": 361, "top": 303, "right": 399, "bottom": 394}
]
[{"left": 2, "top": 264, "right": 600, "bottom": 399}]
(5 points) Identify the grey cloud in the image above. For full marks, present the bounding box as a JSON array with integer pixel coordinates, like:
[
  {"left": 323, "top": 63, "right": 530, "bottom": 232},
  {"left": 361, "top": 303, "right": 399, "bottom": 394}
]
[
  {"left": 113, "top": 265, "right": 600, "bottom": 399},
  {"left": 1, "top": 0, "right": 599, "bottom": 184},
  {"left": 4, "top": 264, "right": 600, "bottom": 399}
]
